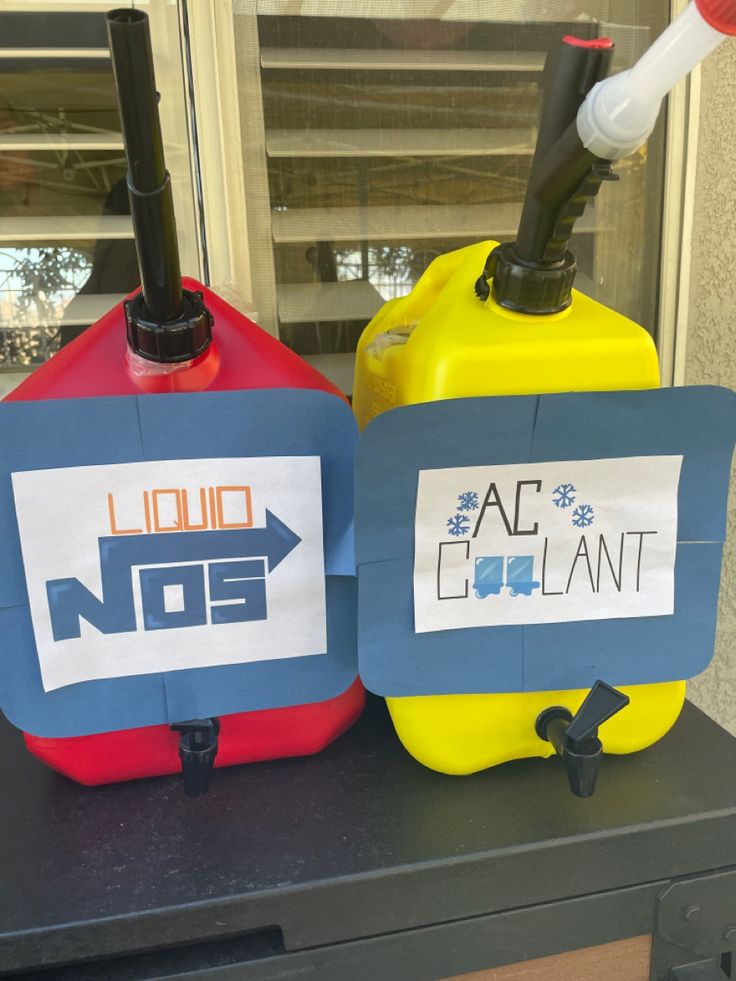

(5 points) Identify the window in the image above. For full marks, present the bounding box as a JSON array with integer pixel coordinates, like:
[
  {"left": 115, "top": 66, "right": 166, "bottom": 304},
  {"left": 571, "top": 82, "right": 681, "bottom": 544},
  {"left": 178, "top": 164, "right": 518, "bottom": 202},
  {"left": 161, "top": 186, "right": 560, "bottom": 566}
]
[
  {"left": 190, "top": 0, "right": 673, "bottom": 394},
  {"left": 0, "top": 1, "right": 694, "bottom": 397},
  {"left": 0, "top": 0, "right": 199, "bottom": 395}
]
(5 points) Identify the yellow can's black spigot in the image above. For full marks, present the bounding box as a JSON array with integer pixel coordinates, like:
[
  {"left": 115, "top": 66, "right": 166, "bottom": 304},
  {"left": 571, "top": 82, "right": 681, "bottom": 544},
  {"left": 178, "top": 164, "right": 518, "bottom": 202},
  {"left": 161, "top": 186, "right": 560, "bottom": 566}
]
[{"left": 536, "top": 682, "right": 630, "bottom": 798}]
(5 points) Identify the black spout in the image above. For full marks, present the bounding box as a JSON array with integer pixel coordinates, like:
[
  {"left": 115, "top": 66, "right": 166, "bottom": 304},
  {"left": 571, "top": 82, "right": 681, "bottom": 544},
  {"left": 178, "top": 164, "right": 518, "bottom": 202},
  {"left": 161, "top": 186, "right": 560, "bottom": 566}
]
[
  {"left": 107, "top": 8, "right": 182, "bottom": 322},
  {"left": 171, "top": 718, "right": 220, "bottom": 796},
  {"left": 536, "top": 681, "right": 629, "bottom": 798},
  {"left": 475, "top": 36, "right": 615, "bottom": 314},
  {"left": 515, "top": 36, "right": 614, "bottom": 266},
  {"left": 107, "top": 9, "right": 212, "bottom": 362}
]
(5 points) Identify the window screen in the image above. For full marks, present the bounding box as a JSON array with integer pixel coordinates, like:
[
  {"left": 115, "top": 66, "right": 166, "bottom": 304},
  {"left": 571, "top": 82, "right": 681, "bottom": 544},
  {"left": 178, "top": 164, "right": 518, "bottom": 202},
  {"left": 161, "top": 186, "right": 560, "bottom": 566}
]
[{"left": 230, "top": 1, "right": 670, "bottom": 394}]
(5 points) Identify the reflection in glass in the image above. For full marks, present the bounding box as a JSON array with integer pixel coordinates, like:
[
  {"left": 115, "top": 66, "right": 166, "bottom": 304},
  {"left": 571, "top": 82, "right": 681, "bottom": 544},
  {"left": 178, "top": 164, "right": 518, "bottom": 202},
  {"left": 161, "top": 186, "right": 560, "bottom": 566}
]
[
  {"left": 231, "top": 4, "right": 669, "bottom": 387},
  {"left": 0, "top": 246, "right": 90, "bottom": 366}
]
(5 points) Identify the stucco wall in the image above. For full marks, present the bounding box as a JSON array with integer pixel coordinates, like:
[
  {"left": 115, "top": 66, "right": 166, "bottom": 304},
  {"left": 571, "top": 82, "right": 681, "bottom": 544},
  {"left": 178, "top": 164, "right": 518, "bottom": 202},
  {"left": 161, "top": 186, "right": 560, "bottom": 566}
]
[{"left": 683, "top": 41, "right": 736, "bottom": 732}]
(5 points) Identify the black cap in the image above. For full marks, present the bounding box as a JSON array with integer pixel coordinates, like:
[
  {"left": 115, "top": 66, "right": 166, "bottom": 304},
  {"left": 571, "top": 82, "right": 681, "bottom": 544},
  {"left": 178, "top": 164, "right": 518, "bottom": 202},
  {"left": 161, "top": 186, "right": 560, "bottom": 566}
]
[
  {"left": 171, "top": 717, "right": 220, "bottom": 796},
  {"left": 490, "top": 242, "right": 577, "bottom": 315},
  {"left": 125, "top": 288, "right": 213, "bottom": 363}
]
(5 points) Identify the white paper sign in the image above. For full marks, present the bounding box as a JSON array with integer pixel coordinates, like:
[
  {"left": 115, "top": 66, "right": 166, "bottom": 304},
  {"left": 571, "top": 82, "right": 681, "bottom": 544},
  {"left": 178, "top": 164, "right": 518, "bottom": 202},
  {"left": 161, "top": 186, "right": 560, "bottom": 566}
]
[
  {"left": 413, "top": 456, "right": 682, "bottom": 634},
  {"left": 12, "top": 457, "right": 326, "bottom": 691}
]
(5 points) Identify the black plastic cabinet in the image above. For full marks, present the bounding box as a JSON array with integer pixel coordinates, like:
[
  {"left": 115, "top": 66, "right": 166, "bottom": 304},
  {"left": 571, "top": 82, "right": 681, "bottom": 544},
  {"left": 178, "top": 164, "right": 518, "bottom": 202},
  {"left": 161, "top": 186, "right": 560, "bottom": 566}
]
[{"left": 3, "top": 697, "right": 736, "bottom": 980}]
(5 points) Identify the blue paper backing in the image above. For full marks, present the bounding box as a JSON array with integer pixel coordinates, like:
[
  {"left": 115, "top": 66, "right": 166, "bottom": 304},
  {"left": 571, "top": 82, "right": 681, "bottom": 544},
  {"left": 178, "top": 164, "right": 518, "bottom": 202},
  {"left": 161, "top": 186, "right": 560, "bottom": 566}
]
[
  {"left": 0, "top": 389, "right": 359, "bottom": 737},
  {"left": 356, "top": 386, "right": 736, "bottom": 697}
]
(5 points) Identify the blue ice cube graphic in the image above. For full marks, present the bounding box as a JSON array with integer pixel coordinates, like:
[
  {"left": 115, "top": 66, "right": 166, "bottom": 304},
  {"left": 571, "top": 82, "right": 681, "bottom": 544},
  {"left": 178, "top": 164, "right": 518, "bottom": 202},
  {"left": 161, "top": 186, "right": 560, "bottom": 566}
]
[
  {"left": 506, "top": 555, "right": 541, "bottom": 597},
  {"left": 473, "top": 556, "right": 504, "bottom": 599}
]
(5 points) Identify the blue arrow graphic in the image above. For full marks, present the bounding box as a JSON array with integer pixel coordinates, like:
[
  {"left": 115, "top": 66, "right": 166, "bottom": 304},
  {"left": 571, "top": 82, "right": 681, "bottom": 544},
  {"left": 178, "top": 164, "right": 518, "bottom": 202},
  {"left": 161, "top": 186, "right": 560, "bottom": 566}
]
[
  {"left": 246, "top": 509, "right": 302, "bottom": 572},
  {"left": 95, "top": 509, "right": 302, "bottom": 574},
  {"left": 46, "top": 511, "right": 303, "bottom": 640}
]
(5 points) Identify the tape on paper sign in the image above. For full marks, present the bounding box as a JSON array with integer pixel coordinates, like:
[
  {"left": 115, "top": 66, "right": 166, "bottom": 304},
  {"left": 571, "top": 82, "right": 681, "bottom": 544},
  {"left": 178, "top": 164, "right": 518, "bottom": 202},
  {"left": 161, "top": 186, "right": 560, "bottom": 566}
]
[
  {"left": 12, "top": 456, "right": 326, "bottom": 691},
  {"left": 413, "top": 455, "right": 682, "bottom": 634}
]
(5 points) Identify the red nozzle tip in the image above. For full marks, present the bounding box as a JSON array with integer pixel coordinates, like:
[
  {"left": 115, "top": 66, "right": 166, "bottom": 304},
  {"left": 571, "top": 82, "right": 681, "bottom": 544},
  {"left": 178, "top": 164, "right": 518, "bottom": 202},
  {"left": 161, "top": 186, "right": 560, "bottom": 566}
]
[
  {"left": 562, "top": 35, "right": 614, "bottom": 48},
  {"left": 695, "top": 0, "right": 736, "bottom": 35}
]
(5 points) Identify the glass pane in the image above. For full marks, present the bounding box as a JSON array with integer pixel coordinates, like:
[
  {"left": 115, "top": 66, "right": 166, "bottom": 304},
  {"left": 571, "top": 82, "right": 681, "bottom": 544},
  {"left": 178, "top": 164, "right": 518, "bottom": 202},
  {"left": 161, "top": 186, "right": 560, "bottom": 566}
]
[
  {"left": 0, "top": 239, "right": 138, "bottom": 367},
  {"left": 0, "top": 152, "right": 128, "bottom": 218},
  {"left": 0, "top": 3, "right": 199, "bottom": 380},
  {"left": 229, "top": 2, "right": 670, "bottom": 392},
  {"left": 0, "top": 11, "right": 118, "bottom": 134},
  {"left": 0, "top": 10, "right": 127, "bottom": 373},
  {"left": 0, "top": 68, "right": 119, "bottom": 136}
]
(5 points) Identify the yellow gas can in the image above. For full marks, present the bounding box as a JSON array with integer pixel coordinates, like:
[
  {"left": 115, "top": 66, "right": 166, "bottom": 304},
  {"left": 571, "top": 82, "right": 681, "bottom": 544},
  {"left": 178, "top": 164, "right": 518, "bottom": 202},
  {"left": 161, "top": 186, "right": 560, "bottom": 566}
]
[{"left": 352, "top": 238, "right": 685, "bottom": 776}]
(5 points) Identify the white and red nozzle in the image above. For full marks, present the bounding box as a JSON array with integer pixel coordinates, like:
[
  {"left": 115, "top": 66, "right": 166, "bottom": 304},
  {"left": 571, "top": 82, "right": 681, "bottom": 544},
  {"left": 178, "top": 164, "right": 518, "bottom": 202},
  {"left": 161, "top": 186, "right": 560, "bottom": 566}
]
[
  {"left": 577, "top": 0, "right": 735, "bottom": 161},
  {"left": 483, "top": 2, "right": 734, "bottom": 313},
  {"left": 696, "top": 0, "right": 736, "bottom": 35}
]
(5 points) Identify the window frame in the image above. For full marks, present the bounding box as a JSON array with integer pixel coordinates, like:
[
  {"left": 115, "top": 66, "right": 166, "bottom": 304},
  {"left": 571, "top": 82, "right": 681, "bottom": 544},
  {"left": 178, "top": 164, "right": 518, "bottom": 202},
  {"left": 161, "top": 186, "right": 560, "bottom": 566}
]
[{"left": 657, "top": 0, "right": 701, "bottom": 387}]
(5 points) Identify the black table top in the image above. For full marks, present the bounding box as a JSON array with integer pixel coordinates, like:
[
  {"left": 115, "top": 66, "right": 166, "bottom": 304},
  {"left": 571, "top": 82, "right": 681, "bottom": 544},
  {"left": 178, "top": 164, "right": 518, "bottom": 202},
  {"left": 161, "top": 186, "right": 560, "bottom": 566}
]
[{"left": 3, "top": 696, "right": 736, "bottom": 976}]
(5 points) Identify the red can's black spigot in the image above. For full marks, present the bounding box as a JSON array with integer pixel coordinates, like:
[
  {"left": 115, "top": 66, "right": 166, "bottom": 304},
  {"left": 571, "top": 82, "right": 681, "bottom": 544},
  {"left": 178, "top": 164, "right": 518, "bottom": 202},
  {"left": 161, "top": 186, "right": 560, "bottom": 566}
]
[{"left": 171, "top": 718, "right": 220, "bottom": 796}]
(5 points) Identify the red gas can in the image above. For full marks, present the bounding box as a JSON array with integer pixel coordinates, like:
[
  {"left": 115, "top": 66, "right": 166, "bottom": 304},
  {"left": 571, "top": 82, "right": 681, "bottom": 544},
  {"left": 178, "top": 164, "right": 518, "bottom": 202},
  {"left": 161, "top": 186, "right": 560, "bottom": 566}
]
[{"left": 4, "top": 8, "right": 364, "bottom": 790}]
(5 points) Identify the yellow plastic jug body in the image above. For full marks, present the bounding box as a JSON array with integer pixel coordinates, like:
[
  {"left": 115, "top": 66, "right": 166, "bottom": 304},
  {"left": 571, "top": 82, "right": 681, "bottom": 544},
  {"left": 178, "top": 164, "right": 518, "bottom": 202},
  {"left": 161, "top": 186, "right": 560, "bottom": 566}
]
[{"left": 353, "top": 239, "right": 685, "bottom": 774}]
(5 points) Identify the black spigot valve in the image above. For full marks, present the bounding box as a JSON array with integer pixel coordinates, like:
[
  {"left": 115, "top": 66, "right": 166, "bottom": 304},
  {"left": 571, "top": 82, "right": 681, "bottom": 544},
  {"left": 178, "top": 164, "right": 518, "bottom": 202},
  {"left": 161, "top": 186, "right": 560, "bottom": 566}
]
[
  {"left": 170, "top": 718, "right": 220, "bottom": 796},
  {"left": 536, "top": 681, "right": 629, "bottom": 798}
]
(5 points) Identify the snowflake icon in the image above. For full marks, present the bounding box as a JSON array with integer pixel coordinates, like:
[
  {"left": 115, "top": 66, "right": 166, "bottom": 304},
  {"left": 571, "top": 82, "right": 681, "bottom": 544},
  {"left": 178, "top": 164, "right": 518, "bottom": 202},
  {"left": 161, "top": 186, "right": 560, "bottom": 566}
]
[
  {"left": 447, "top": 513, "right": 470, "bottom": 536},
  {"left": 552, "top": 482, "right": 576, "bottom": 509},
  {"left": 457, "top": 490, "right": 479, "bottom": 512},
  {"left": 571, "top": 503, "right": 595, "bottom": 528}
]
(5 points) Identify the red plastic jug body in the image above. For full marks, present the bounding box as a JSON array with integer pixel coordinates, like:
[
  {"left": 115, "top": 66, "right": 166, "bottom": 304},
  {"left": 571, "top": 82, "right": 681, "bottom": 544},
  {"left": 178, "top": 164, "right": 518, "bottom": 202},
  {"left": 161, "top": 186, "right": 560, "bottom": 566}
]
[{"left": 7, "top": 278, "right": 365, "bottom": 784}]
